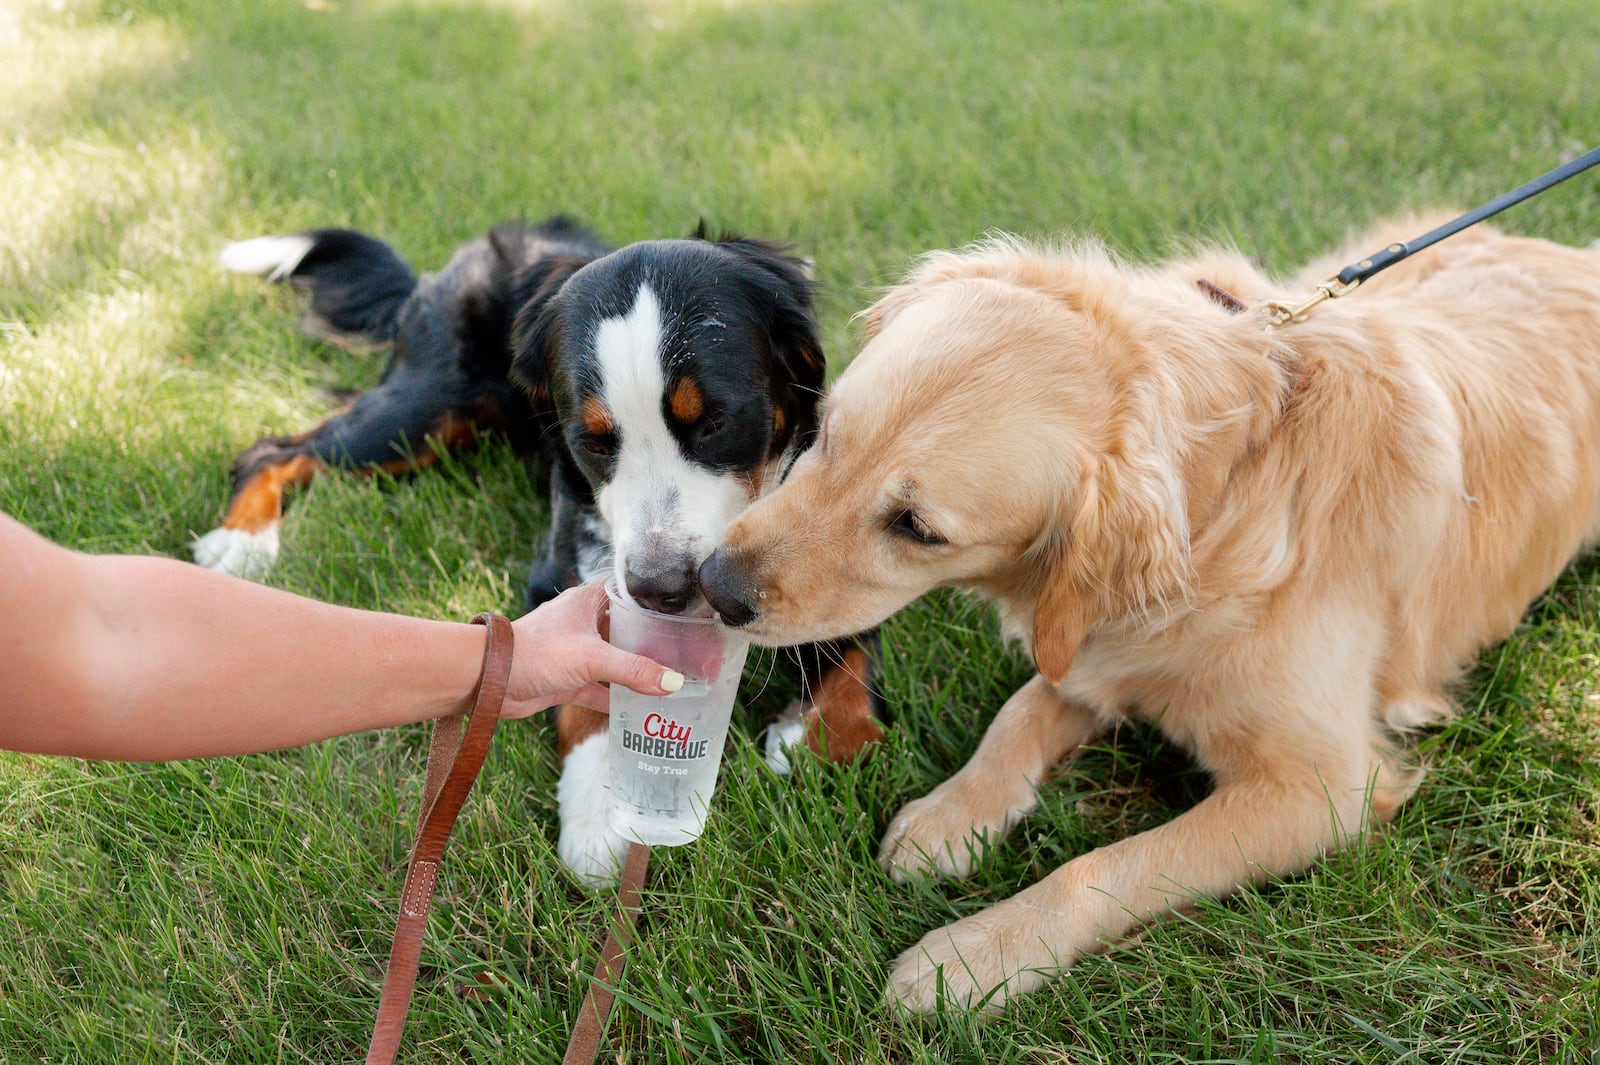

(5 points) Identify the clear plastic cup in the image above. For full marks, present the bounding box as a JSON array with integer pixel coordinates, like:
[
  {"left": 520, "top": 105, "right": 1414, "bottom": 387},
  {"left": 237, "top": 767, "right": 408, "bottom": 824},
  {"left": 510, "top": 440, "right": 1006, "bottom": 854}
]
[{"left": 604, "top": 580, "right": 750, "bottom": 846}]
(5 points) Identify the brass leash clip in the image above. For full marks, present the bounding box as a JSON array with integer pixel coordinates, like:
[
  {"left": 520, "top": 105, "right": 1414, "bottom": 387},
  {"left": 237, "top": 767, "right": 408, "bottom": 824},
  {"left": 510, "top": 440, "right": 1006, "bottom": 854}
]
[{"left": 1260, "top": 275, "right": 1361, "bottom": 328}]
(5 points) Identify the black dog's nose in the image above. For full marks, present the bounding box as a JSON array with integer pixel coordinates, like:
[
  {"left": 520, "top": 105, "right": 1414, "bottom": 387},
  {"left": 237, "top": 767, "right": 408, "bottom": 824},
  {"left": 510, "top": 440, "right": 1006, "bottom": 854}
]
[
  {"left": 698, "top": 549, "right": 759, "bottom": 627},
  {"left": 626, "top": 565, "right": 696, "bottom": 615}
]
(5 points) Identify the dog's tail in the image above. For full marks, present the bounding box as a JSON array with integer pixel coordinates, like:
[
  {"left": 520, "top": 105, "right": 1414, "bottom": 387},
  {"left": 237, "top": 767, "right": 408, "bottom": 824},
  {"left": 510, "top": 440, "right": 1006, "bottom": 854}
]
[{"left": 219, "top": 229, "right": 418, "bottom": 348}]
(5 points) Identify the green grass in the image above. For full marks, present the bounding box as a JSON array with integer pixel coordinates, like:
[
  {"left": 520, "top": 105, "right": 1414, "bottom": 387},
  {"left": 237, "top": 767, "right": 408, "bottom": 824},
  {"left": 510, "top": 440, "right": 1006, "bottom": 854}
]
[{"left": 2, "top": 0, "right": 1598, "bottom": 1061}]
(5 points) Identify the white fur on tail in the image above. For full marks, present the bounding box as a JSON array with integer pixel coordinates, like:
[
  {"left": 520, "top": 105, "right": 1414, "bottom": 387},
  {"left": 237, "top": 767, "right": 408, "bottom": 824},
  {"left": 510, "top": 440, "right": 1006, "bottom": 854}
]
[
  {"left": 218, "top": 235, "right": 315, "bottom": 282},
  {"left": 191, "top": 523, "right": 280, "bottom": 580},
  {"left": 557, "top": 733, "right": 630, "bottom": 888}
]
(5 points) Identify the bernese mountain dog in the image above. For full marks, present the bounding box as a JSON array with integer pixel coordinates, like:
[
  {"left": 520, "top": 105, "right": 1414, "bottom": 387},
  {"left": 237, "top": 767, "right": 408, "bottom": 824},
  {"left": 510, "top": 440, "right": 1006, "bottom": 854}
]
[{"left": 199, "top": 217, "right": 885, "bottom": 884}]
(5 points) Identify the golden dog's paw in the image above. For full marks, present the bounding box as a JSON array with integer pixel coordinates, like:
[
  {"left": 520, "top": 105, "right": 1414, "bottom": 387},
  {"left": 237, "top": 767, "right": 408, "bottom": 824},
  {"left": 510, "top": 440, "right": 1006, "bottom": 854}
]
[
  {"left": 886, "top": 911, "right": 1055, "bottom": 1014},
  {"left": 878, "top": 782, "right": 1023, "bottom": 883}
]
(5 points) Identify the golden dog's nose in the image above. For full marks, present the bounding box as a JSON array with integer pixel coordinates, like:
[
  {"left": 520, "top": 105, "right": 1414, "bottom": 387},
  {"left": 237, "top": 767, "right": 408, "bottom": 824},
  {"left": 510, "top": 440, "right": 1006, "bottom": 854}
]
[{"left": 698, "top": 549, "right": 759, "bottom": 627}]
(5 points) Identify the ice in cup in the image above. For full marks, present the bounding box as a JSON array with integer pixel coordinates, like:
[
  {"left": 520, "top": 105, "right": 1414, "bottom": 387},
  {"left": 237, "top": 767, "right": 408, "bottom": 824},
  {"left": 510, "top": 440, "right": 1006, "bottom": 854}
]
[{"left": 605, "top": 580, "right": 750, "bottom": 846}]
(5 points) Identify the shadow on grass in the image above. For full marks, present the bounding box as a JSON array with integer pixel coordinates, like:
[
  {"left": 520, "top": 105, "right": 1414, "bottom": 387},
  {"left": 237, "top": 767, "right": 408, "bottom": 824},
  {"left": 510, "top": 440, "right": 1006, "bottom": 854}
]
[
  {"left": 11, "top": 0, "right": 1600, "bottom": 553},
  {"left": 5, "top": 2, "right": 1600, "bottom": 1063},
  {"left": 18, "top": 0, "right": 1600, "bottom": 315}
]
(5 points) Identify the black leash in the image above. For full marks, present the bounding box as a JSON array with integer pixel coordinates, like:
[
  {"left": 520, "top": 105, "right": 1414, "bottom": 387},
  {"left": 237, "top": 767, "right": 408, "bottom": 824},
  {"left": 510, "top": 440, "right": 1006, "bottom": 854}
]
[{"left": 1262, "top": 144, "right": 1600, "bottom": 325}]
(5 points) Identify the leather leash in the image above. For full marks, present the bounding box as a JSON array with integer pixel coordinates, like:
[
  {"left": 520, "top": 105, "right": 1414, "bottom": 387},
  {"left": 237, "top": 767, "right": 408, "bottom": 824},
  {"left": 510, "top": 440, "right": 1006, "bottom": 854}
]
[
  {"left": 1257, "top": 145, "right": 1600, "bottom": 326},
  {"left": 363, "top": 611, "right": 651, "bottom": 1065},
  {"left": 1200, "top": 146, "right": 1600, "bottom": 324},
  {"left": 562, "top": 840, "right": 651, "bottom": 1065},
  {"left": 365, "top": 612, "right": 514, "bottom": 1065}
]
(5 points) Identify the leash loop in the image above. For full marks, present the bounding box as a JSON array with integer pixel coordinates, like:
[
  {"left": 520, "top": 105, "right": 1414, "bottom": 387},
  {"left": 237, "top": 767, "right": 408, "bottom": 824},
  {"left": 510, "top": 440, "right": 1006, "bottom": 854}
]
[
  {"left": 362, "top": 614, "right": 653, "bottom": 1065},
  {"left": 365, "top": 612, "right": 513, "bottom": 1065}
]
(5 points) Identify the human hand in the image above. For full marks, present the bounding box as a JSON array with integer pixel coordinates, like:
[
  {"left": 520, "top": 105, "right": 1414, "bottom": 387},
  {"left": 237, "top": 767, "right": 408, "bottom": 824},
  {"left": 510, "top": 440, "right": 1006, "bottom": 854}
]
[{"left": 500, "top": 581, "right": 682, "bottom": 718}]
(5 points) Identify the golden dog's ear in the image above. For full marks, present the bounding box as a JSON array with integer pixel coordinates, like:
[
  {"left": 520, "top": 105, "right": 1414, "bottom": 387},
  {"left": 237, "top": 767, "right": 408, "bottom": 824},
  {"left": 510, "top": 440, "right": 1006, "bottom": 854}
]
[
  {"left": 1032, "top": 564, "right": 1094, "bottom": 684},
  {"left": 1033, "top": 454, "right": 1189, "bottom": 684},
  {"left": 1076, "top": 447, "right": 1189, "bottom": 609},
  {"left": 1100, "top": 450, "right": 1190, "bottom": 610}
]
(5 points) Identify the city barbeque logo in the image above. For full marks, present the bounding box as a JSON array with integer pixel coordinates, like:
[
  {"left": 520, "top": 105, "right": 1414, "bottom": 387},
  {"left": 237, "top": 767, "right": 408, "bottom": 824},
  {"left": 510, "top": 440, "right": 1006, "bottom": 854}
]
[{"left": 621, "top": 712, "right": 710, "bottom": 760}]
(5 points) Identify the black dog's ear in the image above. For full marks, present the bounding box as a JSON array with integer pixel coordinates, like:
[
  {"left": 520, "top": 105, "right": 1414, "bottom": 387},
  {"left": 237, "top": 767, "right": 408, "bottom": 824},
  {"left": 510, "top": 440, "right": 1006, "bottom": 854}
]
[
  {"left": 713, "top": 235, "right": 828, "bottom": 443},
  {"left": 509, "top": 255, "right": 591, "bottom": 409},
  {"left": 490, "top": 215, "right": 595, "bottom": 272},
  {"left": 487, "top": 222, "right": 534, "bottom": 273}
]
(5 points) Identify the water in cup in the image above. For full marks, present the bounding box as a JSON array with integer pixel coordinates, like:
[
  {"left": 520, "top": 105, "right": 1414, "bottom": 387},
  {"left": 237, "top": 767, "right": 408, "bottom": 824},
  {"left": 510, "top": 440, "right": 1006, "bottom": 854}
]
[{"left": 605, "top": 582, "right": 750, "bottom": 846}]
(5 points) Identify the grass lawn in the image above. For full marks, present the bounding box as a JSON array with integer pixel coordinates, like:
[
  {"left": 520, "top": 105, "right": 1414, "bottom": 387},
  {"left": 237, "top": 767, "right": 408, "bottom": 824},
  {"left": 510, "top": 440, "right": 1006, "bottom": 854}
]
[{"left": 3, "top": 0, "right": 1598, "bottom": 1061}]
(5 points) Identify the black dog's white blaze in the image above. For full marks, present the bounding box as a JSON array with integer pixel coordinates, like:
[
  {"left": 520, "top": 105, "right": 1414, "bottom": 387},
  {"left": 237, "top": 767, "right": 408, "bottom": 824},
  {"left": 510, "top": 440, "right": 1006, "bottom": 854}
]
[{"left": 593, "top": 284, "right": 751, "bottom": 611}]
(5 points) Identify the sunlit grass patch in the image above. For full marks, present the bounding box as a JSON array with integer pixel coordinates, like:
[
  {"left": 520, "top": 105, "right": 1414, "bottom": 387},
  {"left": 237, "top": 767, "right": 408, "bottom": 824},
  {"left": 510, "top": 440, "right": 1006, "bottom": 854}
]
[{"left": 1, "top": 0, "right": 1598, "bottom": 1062}]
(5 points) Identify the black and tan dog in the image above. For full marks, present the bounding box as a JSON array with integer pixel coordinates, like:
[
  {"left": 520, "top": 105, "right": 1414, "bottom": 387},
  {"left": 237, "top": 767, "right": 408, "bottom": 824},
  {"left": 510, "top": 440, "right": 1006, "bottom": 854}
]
[{"left": 201, "top": 217, "right": 885, "bottom": 884}]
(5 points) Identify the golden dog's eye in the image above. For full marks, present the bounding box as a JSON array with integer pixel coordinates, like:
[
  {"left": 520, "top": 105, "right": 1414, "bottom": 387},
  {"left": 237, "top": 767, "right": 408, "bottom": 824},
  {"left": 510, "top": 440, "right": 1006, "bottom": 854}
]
[{"left": 889, "top": 509, "right": 946, "bottom": 546}]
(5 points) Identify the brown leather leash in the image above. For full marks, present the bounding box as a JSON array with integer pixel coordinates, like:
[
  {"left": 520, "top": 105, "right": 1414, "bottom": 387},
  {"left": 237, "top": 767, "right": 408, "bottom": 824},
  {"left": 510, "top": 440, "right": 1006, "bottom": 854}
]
[
  {"left": 363, "top": 612, "right": 650, "bottom": 1065},
  {"left": 561, "top": 840, "right": 650, "bottom": 1065}
]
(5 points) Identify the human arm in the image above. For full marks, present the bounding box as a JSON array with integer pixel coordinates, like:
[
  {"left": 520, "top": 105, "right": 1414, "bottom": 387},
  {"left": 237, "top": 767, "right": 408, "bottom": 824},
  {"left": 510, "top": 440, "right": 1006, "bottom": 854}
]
[{"left": 0, "top": 514, "right": 675, "bottom": 760}]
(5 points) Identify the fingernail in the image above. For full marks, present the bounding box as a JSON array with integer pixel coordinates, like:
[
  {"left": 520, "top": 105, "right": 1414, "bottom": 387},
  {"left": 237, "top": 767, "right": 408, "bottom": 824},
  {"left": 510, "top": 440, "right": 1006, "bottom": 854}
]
[{"left": 660, "top": 670, "right": 684, "bottom": 693}]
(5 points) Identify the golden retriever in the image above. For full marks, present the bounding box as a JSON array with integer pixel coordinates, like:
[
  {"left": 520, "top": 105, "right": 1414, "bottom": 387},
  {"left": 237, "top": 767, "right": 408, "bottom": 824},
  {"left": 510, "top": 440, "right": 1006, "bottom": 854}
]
[{"left": 697, "top": 214, "right": 1600, "bottom": 1011}]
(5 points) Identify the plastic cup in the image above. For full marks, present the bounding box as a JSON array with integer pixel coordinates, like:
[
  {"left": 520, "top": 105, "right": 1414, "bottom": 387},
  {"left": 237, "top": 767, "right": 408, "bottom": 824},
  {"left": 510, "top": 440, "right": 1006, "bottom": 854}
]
[{"left": 604, "top": 580, "right": 750, "bottom": 846}]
